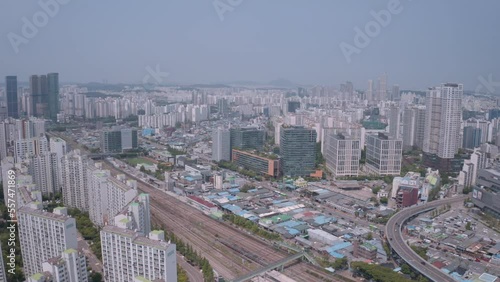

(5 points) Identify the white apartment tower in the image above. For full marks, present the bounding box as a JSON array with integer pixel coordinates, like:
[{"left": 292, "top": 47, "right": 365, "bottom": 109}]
[
  {"left": 101, "top": 195, "right": 176, "bottom": 282},
  {"left": 325, "top": 133, "right": 361, "bottom": 177},
  {"left": 27, "top": 152, "right": 59, "bottom": 197},
  {"left": 14, "top": 136, "right": 49, "bottom": 163},
  {"left": 212, "top": 128, "right": 230, "bottom": 161},
  {"left": 32, "top": 249, "right": 88, "bottom": 282},
  {"left": 50, "top": 137, "right": 67, "bottom": 187},
  {"left": 61, "top": 150, "right": 89, "bottom": 211},
  {"left": 88, "top": 167, "right": 138, "bottom": 226},
  {"left": 423, "top": 83, "right": 463, "bottom": 159},
  {"left": 366, "top": 133, "right": 403, "bottom": 175},
  {"left": 18, "top": 204, "right": 79, "bottom": 277}
]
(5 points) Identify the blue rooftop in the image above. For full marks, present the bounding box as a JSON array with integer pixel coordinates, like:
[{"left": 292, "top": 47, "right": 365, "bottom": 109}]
[
  {"left": 228, "top": 188, "right": 240, "bottom": 193},
  {"left": 276, "top": 220, "right": 303, "bottom": 228}
]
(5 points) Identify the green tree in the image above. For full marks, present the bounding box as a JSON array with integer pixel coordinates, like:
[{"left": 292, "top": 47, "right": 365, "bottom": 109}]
[
  {"left": 372, "top": 186, "right": 381, "bottom": 194},
  {"left": 380, "top": 197, "right": 388, "bottom": 205},
  {"left": 366, "top": 232, "right": 373, "bottom": 240},
  {"left": 466, "top": 222, "right": 472, "bottom": 230},
  {"left": 89, "top": 272, "right": 103, "bottom": 282}
]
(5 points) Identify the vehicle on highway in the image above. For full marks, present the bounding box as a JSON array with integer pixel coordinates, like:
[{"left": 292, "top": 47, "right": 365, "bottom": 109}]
[{"left": 421, "top": 261, "right": 426, "bottom": 265}]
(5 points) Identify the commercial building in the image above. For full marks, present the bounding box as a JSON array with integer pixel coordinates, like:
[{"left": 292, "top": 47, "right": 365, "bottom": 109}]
[
  {"left": 212, "top": 128, "right": 230, "bottom": 162},
  {"left": 232, "top": 149, "right": 280, "bottom": 177},
  {"left": 423, "top": 83, "right": 463, "bottom": 172},
  {"left": 18, "top": 204, "right": 80, "bottom": 277},
  {"left": 61, "top": 150, "right": 90, "bottom": 211},
  {"left": 27, "top": 152, "right": 59, "bottom": 197},
  {"left": 280, "top": 125, "right": 317, "bottom": 177},
  {"left": 472, "top": 168, "right": 500, "bottom": 219},
  {"left": 366, "top": 133, "right": 402, "bottom": 175},
  {"left": 230, "top": 127, "right": 265, "bottom": 151},
  {"left": 463, "top": 126, "right": 482, "bottom": 149},
  {"left": 6, "top": 76, "right": 18, "bottom": 118},
  {"left": 47, "top": 73, "right": 59, "bottom": 122},
  {"left": 100, "top": 127, "right": 138, "bottom": 153},
  {"left": 324, "top": 133, "right": 360, "bottom": 177}
]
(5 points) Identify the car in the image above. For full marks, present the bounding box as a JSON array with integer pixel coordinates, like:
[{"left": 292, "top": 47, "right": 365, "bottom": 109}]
[{"left": 421, "top": 261, "right": 426, "bottom": 265}]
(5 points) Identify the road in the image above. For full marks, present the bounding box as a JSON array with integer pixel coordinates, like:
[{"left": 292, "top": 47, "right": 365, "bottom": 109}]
[
  {"left": 177, "top": 254, "right": 204, "bottom": 282},
  {"left": 386, "top": 195, "right": 468, "bottom": 282}
]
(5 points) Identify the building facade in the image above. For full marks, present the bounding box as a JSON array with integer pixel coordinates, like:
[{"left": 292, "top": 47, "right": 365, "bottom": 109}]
[
  {"left": 423, "top": 83, "right": 463, "bottom": 171},
  {"left": 61, "top": 150, "right": 90, "bottom": 211},
  {"left": 6, "top": 76, "right": 18, "bottom": 118},
  {"left": 232, "top": 149, "right": 280, "bottom": 177},
  {"left": 212, "top": 128, "right": 230, "bottom": 162},
  {"left": 280, "top": 125, "right": 317, "bottom": 177},
  {"left": 18, "top": 204, "right": 79, "bottom": 277},
  {"left": 325, "top": 133, "right": 360, "bottom": 177},
  {"left": 366, "top": 133, "right": 402, "bottom": 175}
]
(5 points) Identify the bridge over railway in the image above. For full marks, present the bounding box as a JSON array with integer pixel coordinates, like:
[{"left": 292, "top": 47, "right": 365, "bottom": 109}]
[{"left": 231, "top": 251, "right": 311, "bottom": 282}]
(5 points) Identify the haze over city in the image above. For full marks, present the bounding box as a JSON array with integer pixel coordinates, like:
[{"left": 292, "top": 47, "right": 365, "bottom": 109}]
[{"left": 1, "top": 0, "right": 500, "bottom": 90}]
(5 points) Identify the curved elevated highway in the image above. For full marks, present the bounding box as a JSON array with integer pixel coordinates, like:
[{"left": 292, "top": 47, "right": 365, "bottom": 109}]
[{"left": 386, "top": 195, "right": 468, "bottom": 282}]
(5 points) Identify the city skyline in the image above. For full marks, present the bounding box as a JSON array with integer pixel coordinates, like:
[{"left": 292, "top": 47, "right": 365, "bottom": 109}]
[{"left": 1, "top": 1, "right": 499, "bottom": 91}]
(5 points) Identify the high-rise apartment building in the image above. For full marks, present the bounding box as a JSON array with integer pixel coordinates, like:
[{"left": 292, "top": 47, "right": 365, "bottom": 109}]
[
  {"left": 423, "top": 83, "right": 463, "bottom": 171},
  {"left": 101, "top": 227, "right": 177, "bottom": 282},
  {"left": 27, "top": 152, "right": 59, "bottom": 197},
  {"left": 280, "top": 125, "right": 317, "bottom": 177},
  {"left": 0, "top": 122, "right": 7, "bottom": 161},
  {"left": 14, "top": 136, "right": 49, "bottom": 163},
  {"left": 366, "top": 79, "right": 373, "bottom": 101},
  {"left": 18, "top": 204, "right": 79, "bottom": 277},
  {"left": 402, "top": 106, "right": 426, "bottom": 150},
  {"left": 61, "top": 150, "right": 89, "bottom": 211},
  {"left": 50, "top": 137, "right": 67, "bottom": 187},
  {"left": 366, "top": 133, "right": 403, "bottom": 175},
  {"left": 325, "top": 133, "right": 360, "bottom": 177},
  {"left": 88, "top": 167, "right": 138, "bottom": 226},
  {"left": 212, "top": 128, "right": 230, "bottom": 162},
  {"left": 377, "top": 73, "right": 387, "bottom": 101},
  {"left": 101, "top": 194, "right": 176, "bottom": 282},
  {"left": 6, "top": 76, "right": 18, "bottom": 118},
  {"left": 34, "top": 248, "right": 88, "bottom": 282}
]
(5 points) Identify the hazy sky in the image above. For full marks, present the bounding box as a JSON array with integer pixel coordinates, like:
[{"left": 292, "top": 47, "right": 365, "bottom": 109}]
[{"left": 1, "top": 0, "right": 499, "bottom": 91}]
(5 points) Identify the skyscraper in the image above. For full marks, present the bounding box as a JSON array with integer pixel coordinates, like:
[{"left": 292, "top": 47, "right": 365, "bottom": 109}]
[
  {"left": 388, "top": 105, "right": 401, "bottom": 139},
  {"left": 280, "top": 125, "right": 317, "bottom": 177},
  {"left": 6, "top": 76, "right": 18, "bottom": 118},
  {"left": 423, "top": 83, "right": 463, "bottom": 171},
  {"left": 30, "top": 75, "right": 48, "bottom": 117},
  {"left": 212, "top": 128, "right": 230, "bottom": 162},
  {"left": 0, "top": 240, "right": 6, "bottom": 281},
  {"left": 47, "top": 73, "right": 59, "bottom": 121},
  {"left": 27, "top": 152, "right": 59, "bottom": 197}
]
